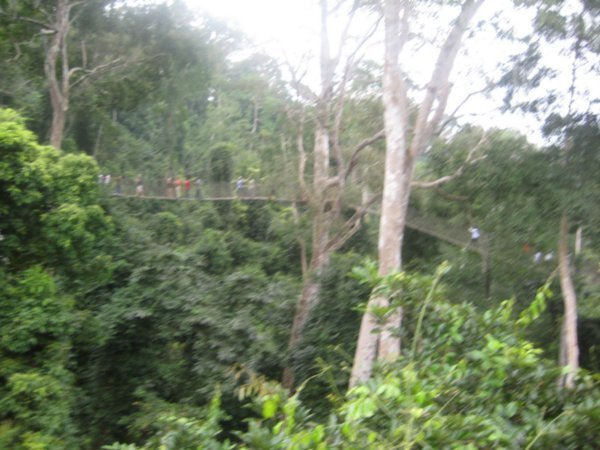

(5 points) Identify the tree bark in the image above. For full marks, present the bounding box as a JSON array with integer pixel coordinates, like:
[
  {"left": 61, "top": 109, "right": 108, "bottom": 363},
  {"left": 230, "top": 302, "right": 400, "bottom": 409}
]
[
  {"left": 45, "top": 0, "right": 71, "bottom": 149},
  {"left": 283, "top": 0, "right": 381, "bottom": 389},
  {"left": 558, "top": 214, "right": 579, "bottom": 389},
  {"left": 283, "top": 125, "right": 331, "bottom": 388},
  {"left": 350, "top": 0, "right": 485, "bottom": 387}
]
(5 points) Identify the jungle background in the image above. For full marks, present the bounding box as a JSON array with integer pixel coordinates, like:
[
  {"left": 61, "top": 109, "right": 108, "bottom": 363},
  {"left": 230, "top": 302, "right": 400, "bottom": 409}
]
[{"left": 0, "top": 0, "right": 599, "bottom": 448}]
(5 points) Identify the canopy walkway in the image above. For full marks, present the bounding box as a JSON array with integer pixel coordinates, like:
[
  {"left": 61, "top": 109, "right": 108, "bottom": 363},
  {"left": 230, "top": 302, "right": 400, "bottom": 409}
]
[
  {"left": 105, "top": 177, "right": 497, "bottom": 296},
  {"left": 404, "top": 207, "right": 488, "bottom": 257},
  {"left": 112, "top": 193, "right": 296, "bottom": 203},
  {"left": 102, "top": 177, "right": 299, "bottom": 203},
  {"left": 105, "top": 177, "right": 580, "bottom": 299},
  {"left": 104, "top": 177, "right": 482, "bottom": 254}
]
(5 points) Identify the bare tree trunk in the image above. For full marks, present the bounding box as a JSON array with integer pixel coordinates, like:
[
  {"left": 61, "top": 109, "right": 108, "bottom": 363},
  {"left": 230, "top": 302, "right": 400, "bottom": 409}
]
[
  {"left": 283, "top": 0, "right": 383, "bottom": 389},
  {"left": 350, "top": 0, "right": 410, "bottom": 386},
  {"left": 350, "top": 0, "right": 485, "bottom": 387},
  {"left": 575, "top": 225, "right": 582, "bottom": 255},
  {"left": 282, "top": 246, "right": 329, "bottom": 388},
  {"left": 44, "top": 0, "right": 71, "bottom": 149},
  {"left": 282, "top": 124, "right": 332, "bottom": 389},
  {"left": 558, "top": 214, "right": 579, "bottom": 389}
]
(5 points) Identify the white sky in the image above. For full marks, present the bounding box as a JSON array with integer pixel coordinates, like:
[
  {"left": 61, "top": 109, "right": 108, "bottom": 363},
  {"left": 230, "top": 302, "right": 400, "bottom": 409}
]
[{"left": 184, "top": 0, "right": 597, "bottom": 145}]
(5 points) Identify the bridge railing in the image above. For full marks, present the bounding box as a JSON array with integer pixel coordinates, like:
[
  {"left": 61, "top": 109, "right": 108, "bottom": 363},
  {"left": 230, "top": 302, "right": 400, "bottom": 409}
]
[{"left": 100, "top": 177, "right": 302, "bottom": 201}]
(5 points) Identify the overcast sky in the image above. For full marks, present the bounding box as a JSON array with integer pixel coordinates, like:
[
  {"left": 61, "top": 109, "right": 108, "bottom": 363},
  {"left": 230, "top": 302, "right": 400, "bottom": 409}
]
[{"left": 182, "top": 0, "right": 597, "bottom": 145}]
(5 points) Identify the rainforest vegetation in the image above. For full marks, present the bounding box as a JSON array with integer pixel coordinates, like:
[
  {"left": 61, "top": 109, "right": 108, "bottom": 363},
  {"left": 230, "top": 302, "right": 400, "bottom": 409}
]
[{"left": 0, "top": 0, "right": 599, "bottom": 448}]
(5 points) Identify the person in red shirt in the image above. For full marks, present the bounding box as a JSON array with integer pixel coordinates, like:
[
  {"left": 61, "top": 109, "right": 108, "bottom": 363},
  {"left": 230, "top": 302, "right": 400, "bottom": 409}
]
[{"left": 184, "top": 177, "right": 191, "bottom": 198}]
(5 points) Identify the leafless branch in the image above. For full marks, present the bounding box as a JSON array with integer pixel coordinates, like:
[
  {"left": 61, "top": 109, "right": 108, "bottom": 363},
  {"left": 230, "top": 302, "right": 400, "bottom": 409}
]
[
  {"left": 10, "top": 42, "right": 22, "bottom": 61},
  {"left": 412, "top": 130, "right": 487, "bottom": 189},
  {"left": 11, "top": 14, "right": 51, "bottom": 30},
  {"left": 69, "top": 57, "right": 124, "bottom": 88},
  {"left": 331, "top": 65, "right": 351, "bottom": 171},
  {"left": 425, "top": 82, "right": 451, "bottom": 138},
  {"left": 434, "top": 187, "right": 469, "bottom": 202},
  {"left": 331, "top": 10, "right": 381, "bottom": 174},
  {"left": 345, "top": 128, "right": 385, "bottom": 180},
  {"left": 408, "top": 0, "right": 485, "bottom": 160},
  {"left": 295, "top": 110, "right": 319, "bottom": 208},
  {"left": 331, "top": 0, "right": 359, "bottom": 71},
  {"left": 285, "top": 59, "right": 318, "bottom": 103},
  {"left": 439, "top": 86, "right": 489, "bottom": 132},
  {"left": 325, "top": 194, "right": 380, "bottom": 254},
  {"left": 68, "top": 1, "right": 85, "bottom": 26}
]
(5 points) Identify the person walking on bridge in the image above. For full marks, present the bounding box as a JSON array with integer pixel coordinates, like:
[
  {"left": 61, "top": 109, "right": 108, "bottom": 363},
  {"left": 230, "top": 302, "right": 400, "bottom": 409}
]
[
  {"left": 184, "top": 177, "right": 191, "bottom": 198},
  {"left": 135, "top": 175, "right": 144, "bottom": 197},
  {"left": 469, "top": 226, "right": 480, "bottom": 244}
]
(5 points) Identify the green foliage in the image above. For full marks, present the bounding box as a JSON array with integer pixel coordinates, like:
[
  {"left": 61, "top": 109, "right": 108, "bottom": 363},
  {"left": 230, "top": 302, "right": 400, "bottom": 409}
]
[
  {"left": 0, "top": 266, "right": 73, "bottom": 354},
  {"left": 0, "top": 108, "right": 111, "bottom": 449},
  {"left": 290, "top": 253, "right": 372, "bottom": 415},
  {"left": 2, "top": 1, "right": 598, "bottom": 447},
  {"left": 152, "top": 268, "right": 598, "bottom": 450},
  {"left": 72, "top": 198, "right": 300, "bottom": 446},
  {"left": 149, "top": 211, "right": 184, "bottom": 245},
  {"left": 209, "top": 144, "right": 234, "bottom": 183},
  {"left": 106, "top": 390, "right": 233, "bottom": 450},
  {"left": 517, "top": 276, "right": 553, "bottom": 327},
  {"left": 191, "top": 228, "right": 233, "bottom": 274},
  {"left": 0, "top": 108, "right": 113, "bottom": 287}
]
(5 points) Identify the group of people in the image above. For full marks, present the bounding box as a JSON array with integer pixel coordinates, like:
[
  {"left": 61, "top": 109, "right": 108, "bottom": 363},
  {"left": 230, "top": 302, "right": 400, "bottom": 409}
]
[
  {"left": 99, "top": 174, "right": 124, "bottom": 195},
  {"left": 469, "top": 225, "right": 556, "bottom": 264},
  {"left": 99, "top": 174, "right": 261, "bottom": 199},
  {"left": 164, "top": 176, "right": 203, "bottom": 199},
  {"left": 235, "top": 176, "right": 257, "bottom": 196},
  {"left": 524, "top": 243, "right": 555, "bottom": 264}
]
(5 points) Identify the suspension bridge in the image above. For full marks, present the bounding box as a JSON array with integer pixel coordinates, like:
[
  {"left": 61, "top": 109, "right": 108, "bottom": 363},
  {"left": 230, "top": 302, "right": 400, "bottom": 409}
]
[
  {"left": 103, "top": 178, "right": 482, "bottom": 253},
  {"left": 105, "top": 177, "right": 592, "bottom": 299}
]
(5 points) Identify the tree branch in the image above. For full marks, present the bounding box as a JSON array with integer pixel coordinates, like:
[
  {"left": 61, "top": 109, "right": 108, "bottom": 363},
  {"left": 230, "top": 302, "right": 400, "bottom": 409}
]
[
  {"left": 409, "top": 0, "right": 485, "bottom": 160},
  {"left": 344, "top": 128, "right": 385, "bottom": 180},
  {"left": 69, "top": 57, "right": 124, "bottom": 88},
  {"left": 291, "top": 202, "right": 309, "bottom": 278},
  {"left": 412, "top": 130, "right": 487, "bottom": 188},
  {"left": 331, "top": 0, "right": 359, "bottom": 71},
  {"left": 10, "top": 14, "right": 51, "bottom": 30},
  {"left": 68, "top": 1, "right": 85, "bottom": 26},
  {"left": 324, "top": 194, "right": 380, "bottom": 254},
  {"left": 285, "top": 59, "right": 318, "bottom": 103},
  {"left": 439, "top": 86, "right": 490, "bottom": 132},
  {"left": 331, "top": 7, "right": 382, "bottom": 176}
]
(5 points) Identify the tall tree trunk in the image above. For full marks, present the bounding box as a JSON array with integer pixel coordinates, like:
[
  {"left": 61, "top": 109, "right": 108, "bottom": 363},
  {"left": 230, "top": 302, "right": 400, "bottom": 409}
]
[
  {"left": 282, "top": 122, "right": 332, "bottom": 389},
  {"left": 575, "top": 225, "right": 583, "bottom": 255},
  {"left": 283, "top": 0, "right": 382, "bottom": 389},
  {"left": 350, "top": 0, "right": 411, "bottom": 387},
  {"left": 281, "top": 236, "right": 329, "bottom": 388},
  {"left": 558, "top": 214, "right": 579, "bottom": 389},
  {"left": 45, "top": 0, "right": 71, "bottom": 149},
  {"left": 350, "top": 0, "right": 485, "bottom": 387}
]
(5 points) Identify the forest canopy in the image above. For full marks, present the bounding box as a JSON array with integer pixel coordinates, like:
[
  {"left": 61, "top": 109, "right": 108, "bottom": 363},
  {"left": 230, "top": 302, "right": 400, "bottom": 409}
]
[{"left": 0, "top": 0, "right": 598, "bottom": 448}]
